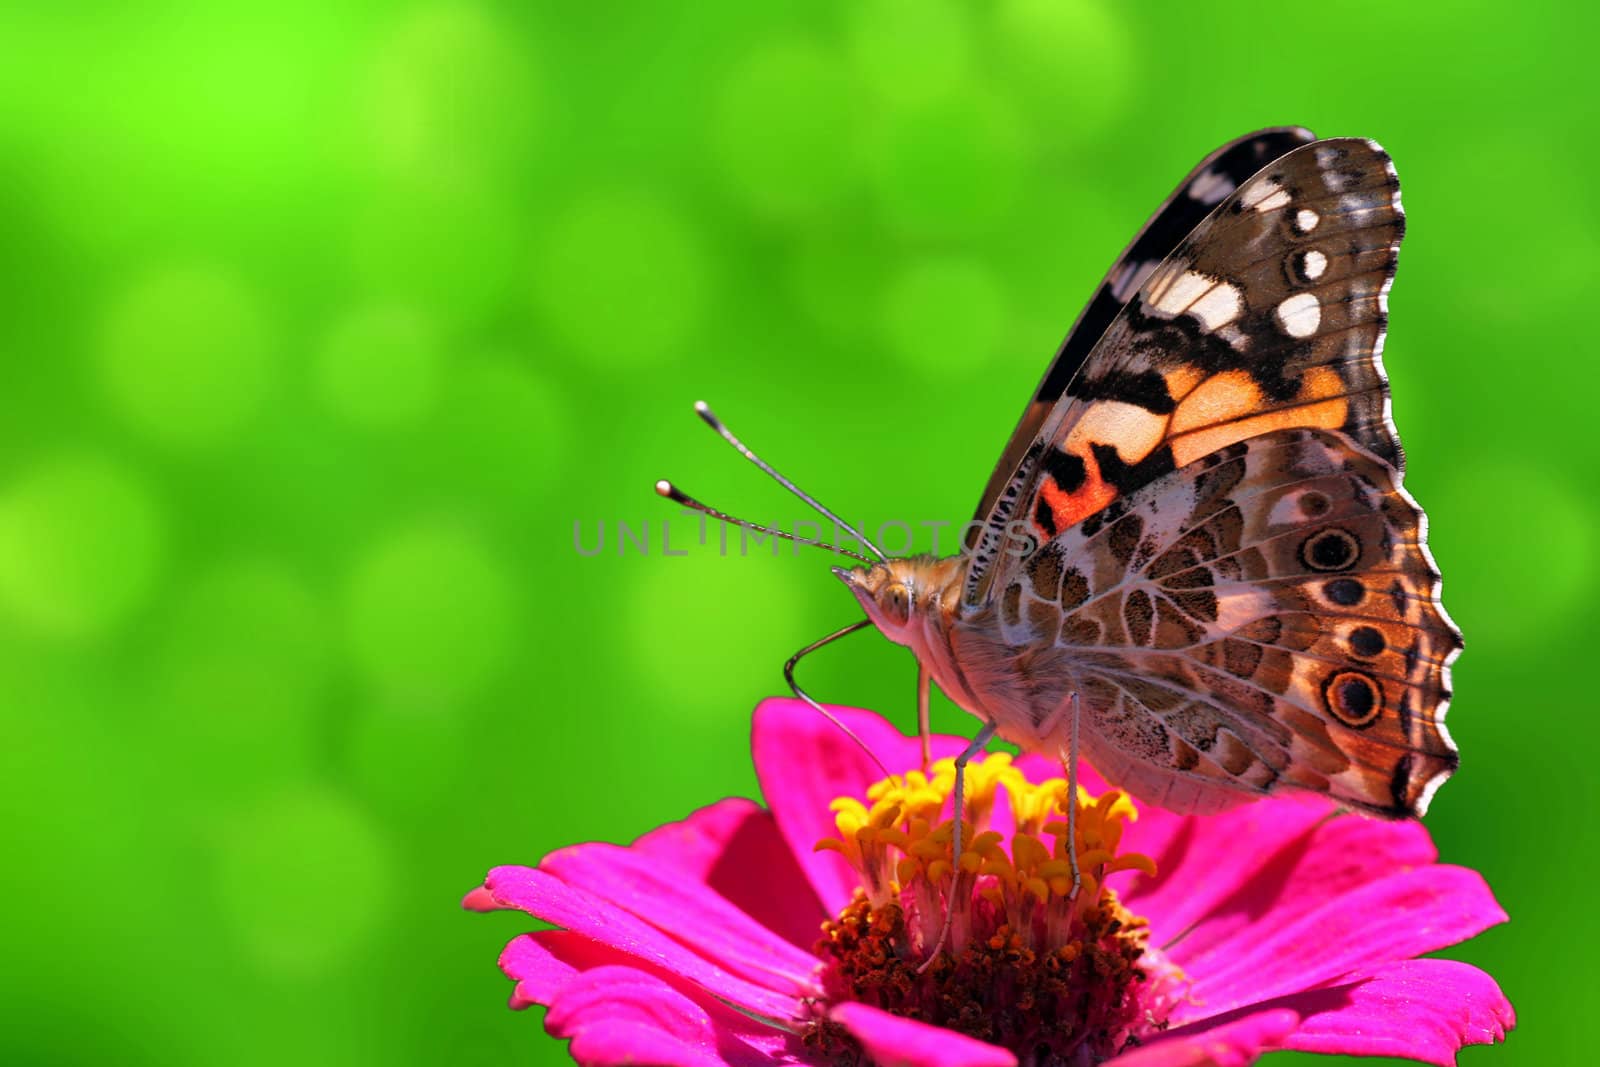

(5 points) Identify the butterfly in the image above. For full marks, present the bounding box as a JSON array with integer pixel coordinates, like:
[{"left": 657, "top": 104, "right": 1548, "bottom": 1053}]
[{"left": 662, "top": 127, "right": 1459, "bottom": 859}]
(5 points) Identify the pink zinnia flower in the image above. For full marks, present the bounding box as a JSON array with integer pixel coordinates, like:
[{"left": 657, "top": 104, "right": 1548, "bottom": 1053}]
[{"left": 464, "top": 700, "right": 1513, "bottom": 1066}]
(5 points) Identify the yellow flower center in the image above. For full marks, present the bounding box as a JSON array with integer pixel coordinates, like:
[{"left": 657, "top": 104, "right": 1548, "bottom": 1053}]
[{"left": 807, "top": 754, "right": 1177, "bottom": 1063}]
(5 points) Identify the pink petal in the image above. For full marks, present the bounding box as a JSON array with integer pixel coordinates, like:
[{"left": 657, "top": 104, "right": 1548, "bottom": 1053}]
[
  {"left": 630, "top": 798, "right": 828, "bottom": 951},
  {"left": 1118, "top": 957, "right": 1515, "bottom": 1067},
  {"left": 565, "top": 1021, "right": 746, "bottom": 1067},
  {"left": 482, "top": 864, "right": 801, "bottom": 1022},
  {"left": 1107, "top": 1008, "right": 1301, "bottom": 1066},
  {"left": 500, "top": 931, "right": 801, "bottom": 1066},
  {"left": 1281, "top": 958, "right": 1514, "bottom": 1065},
  {"left": 752, "top": 698, "right": 971, "bottom": 914},
  {"left": 565, "top": 1020, "right": 784, "bottom": 1067},
  {"left": 632, "top": 796, "right": 766, "bottom": 873},
  {"left": 1162, "top": 812, "right": 1437, "bottom": 964},
  {"left": 1180, "top": 864, "right": 1508, "bottom": 1019},
  {"left": 830, "top": 1002, "right": 1016, "bottom": 1067},
  {"left": 500, "top": 931, "right": 586, "bottom": 1009},
  {"left": 548, "top": 964, "right": 797, "bottom": 1067},
  {"left": 1120, "top": 793, "right": 1333, "bottom": 936},
  {"left": 540, "top": 838, "right": 820, "bottom": 992},
  {"left": 461, "top": 885, "right": 501, "bottom": 912}
]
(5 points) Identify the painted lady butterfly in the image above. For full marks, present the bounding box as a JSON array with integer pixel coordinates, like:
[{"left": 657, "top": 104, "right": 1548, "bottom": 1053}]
[{"left": 665, "top": 128, "right": 1459, "bottom": 871}]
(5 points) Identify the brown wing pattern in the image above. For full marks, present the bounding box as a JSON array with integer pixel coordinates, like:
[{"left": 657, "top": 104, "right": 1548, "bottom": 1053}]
[
  {"left": 992, "top": 428, "right": 1458, "bottom": 817},
  {"left": 966, "top": 139, "right": 1406, "bottom": 605}
]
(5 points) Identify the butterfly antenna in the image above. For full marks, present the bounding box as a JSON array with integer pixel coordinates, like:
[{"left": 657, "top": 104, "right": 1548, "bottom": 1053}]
[
  {"left": 785, "top": 621, "right": 899, "bottom": 785},
  {"left": 655, "top": 482, "right": 878, "bottom": 566},
  {"left": 693, "top": 401, "right": 887, "bottom": 562}
]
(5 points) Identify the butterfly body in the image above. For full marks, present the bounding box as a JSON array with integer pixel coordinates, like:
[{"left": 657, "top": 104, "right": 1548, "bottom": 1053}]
[{"left": 840, "top": 130, "right": 1460, "bottom": 821}]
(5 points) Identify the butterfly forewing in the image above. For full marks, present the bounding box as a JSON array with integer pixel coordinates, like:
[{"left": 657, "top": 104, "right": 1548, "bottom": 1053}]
[
  {"left": 968, "top": 127, "right": 1317, "bottom": 549},
  {"left": 966, "top": 138, "right": 1407, "bottom": 606}
]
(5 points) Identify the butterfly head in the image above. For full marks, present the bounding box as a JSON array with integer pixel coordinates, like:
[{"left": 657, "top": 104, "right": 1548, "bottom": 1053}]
[{"left": 833, "top": 557, "right": 964, "bottom": 646}]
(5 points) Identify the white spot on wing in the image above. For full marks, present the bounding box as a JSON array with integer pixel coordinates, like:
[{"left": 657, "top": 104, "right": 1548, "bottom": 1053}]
[
  {"left": 1149, "top": 269, "right": 1214, "bottom": 315},
  {"left": 1189, "top": 169, "right": 1235, "bottom": 204},
  {"left": 1294, "top": 209, "right": 1319, "bottom": 233},
  {"left": 1188, "top": 282, "right": 1241, "bottom": 330},
  {"left": 1276, "top": 292, "right": 1321, "bottom": 338},
  {"left": 1147, "top": 270, "right": 1242, "bottom": 332},
  {"left": 1239, "top": 178, "right": 1277, "bottom": 209},
  {"left": 1240, "top": 177, "right": 1291, "bottom": 213},
  {"left": 1256, "top": 187, "right": 1291, "bottom": 212},
  {"left": 1302, "top": 249, "right": 1327, "bottom": 280}
]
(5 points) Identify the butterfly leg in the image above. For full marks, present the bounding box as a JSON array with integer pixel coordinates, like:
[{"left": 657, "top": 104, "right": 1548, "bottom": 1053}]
[
  {"left": 1064, "top": 691, "right": 1082, "bottom": 902},
  {"left": 916, "top": 664, "right": 932, "bottom": 770},
  {"left": 918, "top": 719, "right": 997, "bottom": 971}
]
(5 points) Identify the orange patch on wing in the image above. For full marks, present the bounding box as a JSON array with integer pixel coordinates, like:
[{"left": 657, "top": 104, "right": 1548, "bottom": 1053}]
[
  {"left": 1037, "top": 450, "right": 1118, "bottom": 533},
  {"left": 1169, "top": 367, "right": 1349, "bottom": 467},
  {"left": 1169, "top": 370, "right": 1262, "bottom": 435},
  {"left": 1035, "top": 367, "right": 1352, "bottom": 536},
  {"left": 1163, "top": 365, "right": 1206, "bottom": 402}
]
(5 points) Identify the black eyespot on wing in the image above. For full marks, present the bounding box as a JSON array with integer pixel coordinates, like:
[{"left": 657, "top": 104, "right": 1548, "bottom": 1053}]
[
  {"left": 1348, "top": 626, "right": 1386, "bottom": 658},
  {"left": 1323, "top": 578, "right": 1364, "bottom": 606},
  {"left": 1323, "top": 670, "right": 1381, "bottom": 728},
  {"left": 1301, "top": 527, "right": 1360, "bottom": 572}
]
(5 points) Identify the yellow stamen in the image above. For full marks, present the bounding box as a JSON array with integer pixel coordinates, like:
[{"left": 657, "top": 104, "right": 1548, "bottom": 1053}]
[
  {"left": 816, "top": 753, "right": 1159, "bottom": 953},
  {"left": 810, "top": 756, "right": 1184, "bottom": 1067}
]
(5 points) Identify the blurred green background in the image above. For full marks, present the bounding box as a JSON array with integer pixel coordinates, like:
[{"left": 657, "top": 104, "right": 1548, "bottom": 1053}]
[{"left": 0, "top": 1, "right": 1591, "bottom": 1064}]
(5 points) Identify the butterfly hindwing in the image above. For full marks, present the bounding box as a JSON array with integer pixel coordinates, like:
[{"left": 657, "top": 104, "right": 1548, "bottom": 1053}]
[
  {"left": 993, "top": 428, "right": 1458, "bottom": 817},
  {"left": 967, "top": 138, "right": 1406, "bottom": 605},
  {"left": 969, "top": 127, "right": 1317, "bottom": 546}
]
